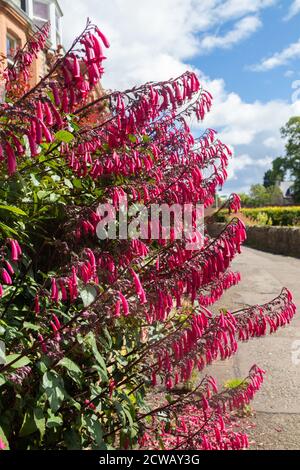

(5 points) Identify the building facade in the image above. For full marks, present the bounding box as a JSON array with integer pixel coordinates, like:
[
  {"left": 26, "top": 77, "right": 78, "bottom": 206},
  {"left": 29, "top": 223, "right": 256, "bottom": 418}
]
[{"left": 0, "top": 0, "right": 63, "bottom": 85}]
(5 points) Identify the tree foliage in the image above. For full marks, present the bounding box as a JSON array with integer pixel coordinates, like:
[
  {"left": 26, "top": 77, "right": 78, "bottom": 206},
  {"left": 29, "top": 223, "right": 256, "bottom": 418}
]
[
  {"left": 238, "top": 184, "right": 283, "bottom": 208},
  {"left": 264, "top": 117, "right": 300, "bottom": 202}
]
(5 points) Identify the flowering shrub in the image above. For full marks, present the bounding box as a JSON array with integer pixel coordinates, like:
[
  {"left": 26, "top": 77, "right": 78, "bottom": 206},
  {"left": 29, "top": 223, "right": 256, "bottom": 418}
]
[{"left": 0, "top": 21, "right": 296, "bottom": 450}]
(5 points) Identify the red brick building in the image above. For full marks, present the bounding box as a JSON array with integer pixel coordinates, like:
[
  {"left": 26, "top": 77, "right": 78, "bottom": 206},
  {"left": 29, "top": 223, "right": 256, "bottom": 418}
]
[{"left": 0, "top": 0, "right": 63, "bottom": 85}]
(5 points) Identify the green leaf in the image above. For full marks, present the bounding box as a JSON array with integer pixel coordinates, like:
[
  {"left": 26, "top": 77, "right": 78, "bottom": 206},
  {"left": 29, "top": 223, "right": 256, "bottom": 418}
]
[
  {"left": 64, "top": 178, "right": 73, "bottom": 189},
  {"left": 0, "top": 342, "right": 5, "bottom": 365},
  {"left": 0, "top": 374, "right": 6, "bottom": 387},
  {"left": 5, "top": 354, "right": 31, "bottom": 369},
  {"left": 124, "top": 408, "right": 134, "bottom": 427},
  {"left": 98, "top": 327, "right": 112, "bottom": 349},
  {"left": 58, "top": 357, "right": 82, "bottom": 385},
  {"left": 114, "top": 402, "right": 128, "bottom": 427},
  {"left": 0, "top": 222, "right": 19, "bottom": 236},
  {"left": 0, "top": 205, "right": 27, "bottom": 216},
  {"left": 30, "top": 174, "right": 40, "bottom": 187},
  {"left": 23, "top": 322, "right": 41, "bottom": 332},
  {"left": 128, "top": 134, "right": 137, "bottom": 143},
  {"left": 72, "top": 178, "right": 82, "bottom": 189},
  {"left": 46, "top": 410, "right": 63, "bottom": 429},
  {"left": 19, "top": 412, "right": 36, "bottom": 437},
  {"left": 55, "top": 130, "right": 74, "bottom": 143},
  {"left": 83, "top": 415, "right": 104, "bottom": 449},
  {"left": 42, "top": 371, "right": 65, "bottom": 412},
  {"left": 224, "top": 378, "right": 246, "bottom": 390},
  {"left": 85, "top": 333, "right": 108, "bottom": 382},
  {"left": 80, "top": 286, "right": 97, "bottom": 307},
  {"left": 0, "top": 425, "right": 9, "bottom": 450},
  {"left": 64, "top": 429, "right": 81, "bottom": 450},
  {"left": 19, "top": 408, "right": 46, "bottom": 439},
  {"left": 37, "top": 357, "right": 51, "bottom": 375},
  {"left": 33, "top": 408, "right": 46, "bottom": 438}
]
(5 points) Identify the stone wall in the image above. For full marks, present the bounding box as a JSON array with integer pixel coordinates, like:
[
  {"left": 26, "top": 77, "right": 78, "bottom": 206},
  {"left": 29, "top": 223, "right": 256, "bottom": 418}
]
[{"left": 207, "top": 223, "right": 300, "bottom": 258}]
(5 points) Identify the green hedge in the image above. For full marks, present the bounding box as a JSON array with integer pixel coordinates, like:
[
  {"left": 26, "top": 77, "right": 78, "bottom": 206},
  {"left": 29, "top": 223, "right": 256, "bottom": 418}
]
[
  {"left": 213, "top": 207, "right": 300, "bottom": 226},
  {"left": 241, "top": 207, "right": 300, "bottom": 226}
]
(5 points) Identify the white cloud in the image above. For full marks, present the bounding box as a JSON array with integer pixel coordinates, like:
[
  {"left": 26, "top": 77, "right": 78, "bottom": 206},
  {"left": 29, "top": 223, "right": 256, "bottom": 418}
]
[
  {"left": 227, "top": 153, "right": 253, "bottom": 180},
  {"left": 284, "top": 0, "right": 300, "bottom": 21},
  {"left": 60, "top": 0, "right": 274, "bottom": 88},
  {"left": 58, "top": 0, "right": 298, "bottom": 194},
  {"left": 263, "top": 136, "right": 283, "bottom": 149},
  {"left": 284, "top": 69, "right": 295, "bottom": 77},
  {"left": 227, "top": 154, "right": 273, "bottom": 181},
  {"left": 201, "top": 77, "right": 300, "bottom": 145},
  {"left": 199, "top": 16, "right": 262, "bottom": 54},
  {"left": 251, "top": 38, "right": 300, "bottom": 71}
]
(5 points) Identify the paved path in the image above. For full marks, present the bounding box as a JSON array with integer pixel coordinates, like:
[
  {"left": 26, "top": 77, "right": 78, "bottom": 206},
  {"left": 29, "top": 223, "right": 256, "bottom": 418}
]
[{"left": 207, "top": 247, "right": 300, "bottom": 450}]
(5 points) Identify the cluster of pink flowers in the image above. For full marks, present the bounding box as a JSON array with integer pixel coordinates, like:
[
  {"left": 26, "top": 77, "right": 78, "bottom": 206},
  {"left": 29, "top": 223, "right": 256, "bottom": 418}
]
[
  {"left": 139, "top": 365, "right": 265, "bottom": 450},
  {"left": 0, "top": 239, "right": 22, "bottom": 297},
  {"left": 149, "top": 288, "right": 295, "bottom": 391},
  {"left": 198, "top": 271, "right": 241, "bottom": 306},
  {"left": 58, "top": 27, "right": 109, "bottom": 110},
  {"left": 228, "top": 193, "right": 242, "bottom": 213},
  {"left": 4, "top": 23, "right": 50, "bottom": 83},
  {"left": 0, "top": 22, "right": 109, "bottom": 176},
  {"left": 235, "top": 287, "right": 296, "bottom": 340}
]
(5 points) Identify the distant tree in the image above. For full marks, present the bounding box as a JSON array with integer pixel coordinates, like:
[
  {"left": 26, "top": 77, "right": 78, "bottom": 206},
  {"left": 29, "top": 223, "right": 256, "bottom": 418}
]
[
  {"left": 264, "top": 117, "right": 300, "bottom": 202},
  {"left": 249, "top": 184, "right": 269, "bottom": 206},
  {"left": 280, "top": 117, "right": 300, "bottom": 201},
  {"left": 238, "top": 193, "right": 252, "bottom": 207},
  {"left": 246, "top": 184, "right": 283, "bottom": 207},
  {"left": 263, "top": 157, "right": 285, "bottom": 188},
  {"left": 268, "top": 185, "right": 284, "bottom": 205}
]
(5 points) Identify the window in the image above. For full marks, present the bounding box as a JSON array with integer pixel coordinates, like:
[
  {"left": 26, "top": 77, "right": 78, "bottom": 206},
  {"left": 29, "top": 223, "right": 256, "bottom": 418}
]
[
  {"left": 6, "top": 34, "right": 21, "bottom": 65},
  {"left": 33, "top": 1, "right": 49, "bottom": 20},
  {"left": 33, "top": 1, "right": 49, "bottom": 29},
  {"left": 10, "top": 0, "right": 27, "bottom": 13}
]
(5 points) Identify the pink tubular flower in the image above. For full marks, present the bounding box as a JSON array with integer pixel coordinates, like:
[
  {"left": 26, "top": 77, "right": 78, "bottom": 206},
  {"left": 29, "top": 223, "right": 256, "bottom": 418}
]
[
  {"left": 2, "top": 269, "right": 12, "bottom": 285},
  {"left": 5, "top": 260, "right": 14, "bottom": 276},
  {"left": 51, "top": 278, "right": 59, "bottom": 303},
  {"left": 38, "top": 334, "right": 47, "bottom": 354},
  {"left": 119, "top": 292, "right": 129, "bottom": 316},
  {"left": 9, "top": 239, "right": 22, "bottom": 261},
  {"left": 151, "top": 371, "right": 157, "bottom": 386},
  {"left": 59, "top": 279, "right": 68, "bottom": 302},
  {"left": 109, "top": 379, "right": 116, "bottom": 398},
  {"left": 0, "top": 284, "right": 3, "bottom": 297},
  {"left": 50, "top": 321, "right": 61, "bottom": 342},
  {"left": 34, "top": 294, "right": 40, "bottom": 314},
  {"left": 40, "top": 121, "right": 53, "bottom": 143},
  {"left": 130, "top": 268, "right": 147, "bottom": 304},
  {"left": 96, "top": 27, "right": 110, "bottom": 48},
  {"left": 52, "top": 314, "right": 61, "bottom": 330},
  {"left": 5, "top": 142, "right": 17, "bottom": 175},
  {"left": 114, "top": 299, "right": 121, "bottom": 317},
  {"left": 49, "top": 82, "right": 61, "bottom": 107}
]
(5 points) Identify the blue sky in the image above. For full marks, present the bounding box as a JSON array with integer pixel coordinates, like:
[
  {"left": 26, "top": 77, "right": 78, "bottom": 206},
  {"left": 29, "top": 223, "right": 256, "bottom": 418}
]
[
  {"left": 199, "top": 3, "right": 300, "bottom": 103},
  {"left": 60, "top": 0, "right": 300, "bottom": 195}
]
